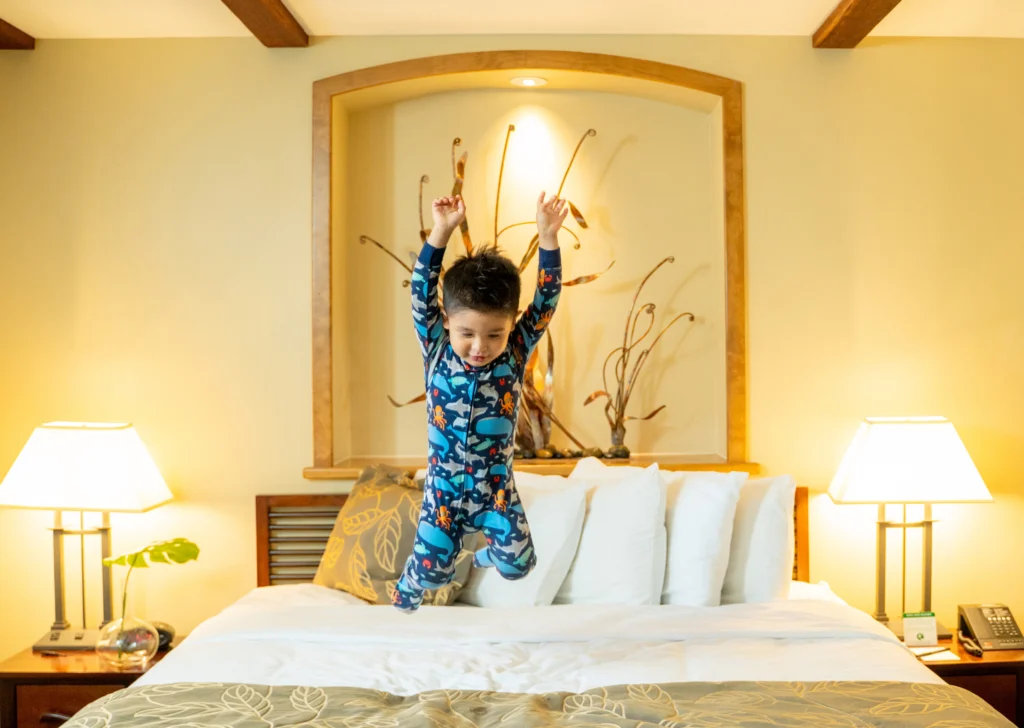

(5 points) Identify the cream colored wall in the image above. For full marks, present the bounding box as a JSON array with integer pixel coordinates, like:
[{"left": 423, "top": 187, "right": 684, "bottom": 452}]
[
  {"left": 342, "top": 89, "right": 725, "bottom": 459},
  {"left": 1, "top": 36, "right": 1022, "bottom": 660}
]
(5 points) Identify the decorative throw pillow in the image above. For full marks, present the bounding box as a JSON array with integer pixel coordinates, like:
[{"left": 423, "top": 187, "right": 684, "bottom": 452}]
[{"left": 313, "top": 464, "right": 475, "bottom": 605}]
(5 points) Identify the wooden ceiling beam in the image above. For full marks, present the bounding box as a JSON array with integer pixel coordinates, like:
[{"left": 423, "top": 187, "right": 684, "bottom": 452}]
[
  {"left": 220, "top": 0, "right": 308, "bottom": 48},
  {"left": 0, "top": 17, "right": 35, "bottom": 50},
  {"left": 813, "top": 0, "right": 904, "bottom": 49}
]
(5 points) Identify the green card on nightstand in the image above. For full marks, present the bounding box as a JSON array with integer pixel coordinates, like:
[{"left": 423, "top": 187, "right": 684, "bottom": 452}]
[{"left": 903, "top": 612, "right": 938, "bottom": 646}]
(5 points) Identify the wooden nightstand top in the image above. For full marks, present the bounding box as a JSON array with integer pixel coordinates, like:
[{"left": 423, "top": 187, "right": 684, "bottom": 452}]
[
  {"left": 925, "top": 639, "right": 1024, "bottom": 669},
  {"left": 0, "top": 646, "right": 171, "bottom": 681}
]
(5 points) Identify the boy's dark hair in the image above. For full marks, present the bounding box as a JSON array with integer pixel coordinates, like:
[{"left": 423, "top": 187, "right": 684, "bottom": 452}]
[{"left": 442, "top": 246, "right": 521, "bottom": 319}]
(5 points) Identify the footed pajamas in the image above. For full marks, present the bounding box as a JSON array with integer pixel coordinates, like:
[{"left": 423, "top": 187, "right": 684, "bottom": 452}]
[{"left": 392, "top": 242, "right": 562, "bottom": 611}]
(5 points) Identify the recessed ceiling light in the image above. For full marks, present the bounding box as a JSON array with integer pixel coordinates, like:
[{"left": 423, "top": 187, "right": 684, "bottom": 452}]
[{"left": 510, "top": 76, "right": 548, "bottom": 88}]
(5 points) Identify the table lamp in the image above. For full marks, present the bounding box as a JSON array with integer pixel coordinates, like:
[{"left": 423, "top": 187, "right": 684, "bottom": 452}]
[
  {"left": 828, "top": 416, "right": 992, "bottom": 640},
  {"left": 0, "top": 422, "right": 173, "bottom": 651}
]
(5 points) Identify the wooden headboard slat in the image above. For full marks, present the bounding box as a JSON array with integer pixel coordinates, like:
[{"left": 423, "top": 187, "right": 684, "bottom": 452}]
[
  {"left": 269, "top": 548, "right": 329, "bottom": 555},
  {"left": 793, "top": 486, "right": 810, "bottom": 581},
  {"left": 256, "top": 495, "right": 347, "bottom": 587},
  {"left": 256, "top": 486, "right": 810, "bottom": 588}
]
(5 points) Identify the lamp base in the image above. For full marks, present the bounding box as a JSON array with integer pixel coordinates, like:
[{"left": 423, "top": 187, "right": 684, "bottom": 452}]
[
  {"left": 33, "top": 628, "right": 101, "bottom": 652},
  {"left": 885, "top": 618, "right": 953, "bottom": 642}
]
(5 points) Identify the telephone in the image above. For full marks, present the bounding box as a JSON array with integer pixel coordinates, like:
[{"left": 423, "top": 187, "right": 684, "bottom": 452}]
[
  {"left": 152, "top": 621, "right": 176, "bottom": 651},
  {"left": 958, "top": 604, "right": 1024, "bottom": 651}
]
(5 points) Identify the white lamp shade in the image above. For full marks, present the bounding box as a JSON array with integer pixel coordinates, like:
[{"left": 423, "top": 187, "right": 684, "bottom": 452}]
[
  {"left": 828, "top": 417, "right": 992, "bottom": 504},
  {"left": 0, "top": 422, "right": 173, "bottom": 512}
]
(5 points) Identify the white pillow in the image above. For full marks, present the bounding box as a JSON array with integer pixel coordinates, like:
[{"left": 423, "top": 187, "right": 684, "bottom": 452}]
[
  {"left": 659, "top": 470, "right": 746, "bottom": 606},
  {"left": 459, "top": 474, "right": 586, "bottom": 607},
  {"left": 787, "top": 580, "right": 846, "bottom": 604},
  {"left": 570, "top": 458, "right": 745, "bottom": 607},
  {"left": 721, "top": 475, "right": 797, "bottom": 604},
  {"left": 569, "top": 457, "right": 646, "bottom": 480},
  {"left": 559, "top": 462, "right": 667, "bottom": 605}
]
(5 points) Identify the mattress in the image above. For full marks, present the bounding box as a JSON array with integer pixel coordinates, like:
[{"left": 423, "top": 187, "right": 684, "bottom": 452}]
[{"left": 65, "top": 583, "right": 1014, "bottom": 728}]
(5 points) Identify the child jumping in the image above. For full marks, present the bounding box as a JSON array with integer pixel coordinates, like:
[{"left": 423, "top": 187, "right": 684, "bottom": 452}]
[{"left": 392, "top": 192, "right": 567, "bottom": 612}]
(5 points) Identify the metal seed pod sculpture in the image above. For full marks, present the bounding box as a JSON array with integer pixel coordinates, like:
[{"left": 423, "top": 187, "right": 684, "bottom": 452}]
[{"left": 359, "top": 128, "right": 612, "bottom": 455}]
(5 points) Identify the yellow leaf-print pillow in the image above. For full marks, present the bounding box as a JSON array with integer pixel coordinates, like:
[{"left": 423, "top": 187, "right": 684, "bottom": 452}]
[{"left": 313, "top": 464, "right": 474, "bottom": 605}]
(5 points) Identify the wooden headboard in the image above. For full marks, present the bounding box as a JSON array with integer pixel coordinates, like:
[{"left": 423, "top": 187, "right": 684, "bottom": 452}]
[{"left": 256, "top": 486, "right": 810, "bottom": 587}]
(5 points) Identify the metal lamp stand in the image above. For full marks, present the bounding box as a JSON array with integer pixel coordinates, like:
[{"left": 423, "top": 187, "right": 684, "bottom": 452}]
[
  {"left": 872, "top": 503, "right": 951, "bottom": 640},
  {"left": 33, "top": 511, "right": 115, "bottom": 652}
]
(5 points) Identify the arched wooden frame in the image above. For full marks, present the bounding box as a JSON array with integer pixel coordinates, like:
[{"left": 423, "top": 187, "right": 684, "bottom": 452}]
[{"left": 307, "top": 51, "right": 747, "bottom": 479}]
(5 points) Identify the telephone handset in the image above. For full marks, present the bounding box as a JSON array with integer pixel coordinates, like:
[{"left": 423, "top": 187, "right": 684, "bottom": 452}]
[{"left": 958, "top": 604, "right": 1024, "bottom": 651}]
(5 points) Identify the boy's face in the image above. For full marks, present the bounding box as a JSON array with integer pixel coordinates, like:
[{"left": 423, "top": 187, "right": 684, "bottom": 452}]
[{"left": 444, "top": 308, "right": 514, "bottom": 368}]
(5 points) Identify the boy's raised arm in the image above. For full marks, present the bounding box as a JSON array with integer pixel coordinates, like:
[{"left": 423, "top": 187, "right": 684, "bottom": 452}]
[
  {"left": 514, "top": 192, "right": 567, "bottom": 358},
  {"left": 412, "top": 196, "right": 465, "bottom": 359}
]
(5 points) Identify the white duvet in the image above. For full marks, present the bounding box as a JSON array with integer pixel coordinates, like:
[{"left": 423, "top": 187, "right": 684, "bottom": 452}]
[{"left": 137, "top": 583, "right": 940, "bottom": 693}]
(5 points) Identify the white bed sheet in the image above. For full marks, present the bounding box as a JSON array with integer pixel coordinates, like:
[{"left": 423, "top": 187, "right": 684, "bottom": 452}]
[{"left": 138, "top": 583, "right": 939, "bottom": 693}]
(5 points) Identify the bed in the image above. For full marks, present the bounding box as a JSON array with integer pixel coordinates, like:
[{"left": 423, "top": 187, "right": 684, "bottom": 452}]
[{"left": 64, "top": 464, "right": 1014, "bottom": 728}]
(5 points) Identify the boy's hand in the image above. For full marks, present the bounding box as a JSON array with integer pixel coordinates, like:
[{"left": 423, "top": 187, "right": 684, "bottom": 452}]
[
  {"left": 427, "top": 195, "right": 466, "bottom": 248},
  {"left": 536, "top": 191, "right": 568, "bottom": 250}
]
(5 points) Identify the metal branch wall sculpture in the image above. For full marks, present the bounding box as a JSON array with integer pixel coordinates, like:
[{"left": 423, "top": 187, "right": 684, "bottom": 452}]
[
  {"left": 583, "top": 257, "right": 696, "bottom": 458},
  {"left": 359, "top": 125, "right": 699, "bottom": 459},
  {"left": 359, "top": 127, "right": 613, "bottom": 457}
]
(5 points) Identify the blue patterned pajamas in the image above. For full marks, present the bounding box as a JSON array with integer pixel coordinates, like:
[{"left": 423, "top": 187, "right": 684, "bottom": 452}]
[{"left": 392, "top": 242, "right": 562, "bottom": 611}]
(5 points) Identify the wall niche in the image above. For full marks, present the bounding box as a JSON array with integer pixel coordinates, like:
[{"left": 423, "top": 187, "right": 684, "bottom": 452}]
[{"left": 306, "top": 52, "right": 751, "bottom": 479}]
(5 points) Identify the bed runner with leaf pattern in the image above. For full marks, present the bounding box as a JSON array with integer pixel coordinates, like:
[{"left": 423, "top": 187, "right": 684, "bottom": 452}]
[{"left": 64, "top": 680, "right": 1012, "bottom": 728}]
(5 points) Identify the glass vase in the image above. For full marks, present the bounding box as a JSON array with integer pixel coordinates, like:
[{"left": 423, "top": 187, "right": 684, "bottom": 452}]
[{"left": 96, "top": 614, "right": 160, "bottom": 669}]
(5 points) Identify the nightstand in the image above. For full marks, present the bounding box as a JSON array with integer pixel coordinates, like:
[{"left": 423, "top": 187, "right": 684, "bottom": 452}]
[
  {"left": 0, "top": 646, "right": 171, "bottom": 728},
  {"left": 926, "top": 639, "right": 1024, "bottom": 727}
]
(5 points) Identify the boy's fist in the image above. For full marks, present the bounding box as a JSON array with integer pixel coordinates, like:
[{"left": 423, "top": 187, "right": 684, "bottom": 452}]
[
  {"left": 536, "top": 191, "right": 569, "bottom": 241},
  {"left": 432, "top": 195, "right": 466, "bottom": 233}
]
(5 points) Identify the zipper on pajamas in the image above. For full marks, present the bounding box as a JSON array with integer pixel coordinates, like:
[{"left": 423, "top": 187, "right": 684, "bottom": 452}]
[{"left": 456, "top": 373, "right": 477, "bottom": 513}]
